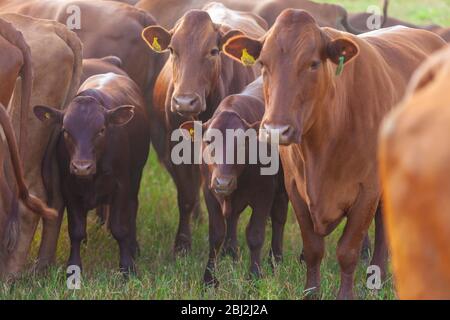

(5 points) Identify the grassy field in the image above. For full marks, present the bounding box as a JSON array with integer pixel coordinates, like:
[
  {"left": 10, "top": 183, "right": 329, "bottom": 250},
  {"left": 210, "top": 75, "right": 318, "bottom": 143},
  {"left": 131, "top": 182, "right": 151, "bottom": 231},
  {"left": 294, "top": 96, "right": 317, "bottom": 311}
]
[{"left": 1, "top": 0, "right": 449, "bottom": 300}]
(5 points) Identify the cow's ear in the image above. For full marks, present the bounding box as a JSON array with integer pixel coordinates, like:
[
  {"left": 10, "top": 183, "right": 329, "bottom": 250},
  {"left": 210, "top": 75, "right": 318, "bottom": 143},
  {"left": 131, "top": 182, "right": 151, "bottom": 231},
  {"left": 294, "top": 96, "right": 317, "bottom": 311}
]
[
  {"left": 179, "top": 120, "right": 210, "bottom": 141},
  {"left": 219, "top": 29, "right": 244, "bottom": 50},
  {"left": 223, "top": 36, "right": 263, "bottom": 67},
  {"left": 142, "top": 25, "right": 172, "bottom": 53},
  {"left": 179, "top": 121, "right": 196, "bottom": 140},
  {"left": 107, "top": 105, "right": 135, "bottom": 126},
  {"left": 326, "top": 38, "right": 359, "bottom": 65},
  {"left": 33, "top": 105, "right": 62, "bottom": 124}
]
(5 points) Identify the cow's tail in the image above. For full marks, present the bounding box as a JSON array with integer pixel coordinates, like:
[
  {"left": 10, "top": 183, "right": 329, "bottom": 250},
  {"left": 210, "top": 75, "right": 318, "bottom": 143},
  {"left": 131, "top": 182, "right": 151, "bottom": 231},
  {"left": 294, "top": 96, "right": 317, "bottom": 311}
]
[
  {"left": 0, "top": 103, "right": 57, "bottom": 219},
  {"left": 0, "top": 18, "right": 33, "bottom": 159}
]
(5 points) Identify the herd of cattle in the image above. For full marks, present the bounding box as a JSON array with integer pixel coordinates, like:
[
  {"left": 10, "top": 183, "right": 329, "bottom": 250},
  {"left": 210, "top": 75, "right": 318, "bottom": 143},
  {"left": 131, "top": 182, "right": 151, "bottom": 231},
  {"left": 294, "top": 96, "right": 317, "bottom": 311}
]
[{"left": 0, "top": 0, "right": 448, "bottom": 300}]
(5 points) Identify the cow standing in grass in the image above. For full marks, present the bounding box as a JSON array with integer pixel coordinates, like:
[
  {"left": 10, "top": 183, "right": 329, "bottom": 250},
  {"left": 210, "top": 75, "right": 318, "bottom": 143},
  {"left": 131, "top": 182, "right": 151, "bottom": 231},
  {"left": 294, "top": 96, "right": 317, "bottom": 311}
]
[
  {"left": 34, "top": 73, "right": 150, "bottom": 275},
  {"left": 142, "top": 4, "right": 266, "bottom": 254},
  {"left": 224, "top": 9, "right": 446, "bottom": 299}
]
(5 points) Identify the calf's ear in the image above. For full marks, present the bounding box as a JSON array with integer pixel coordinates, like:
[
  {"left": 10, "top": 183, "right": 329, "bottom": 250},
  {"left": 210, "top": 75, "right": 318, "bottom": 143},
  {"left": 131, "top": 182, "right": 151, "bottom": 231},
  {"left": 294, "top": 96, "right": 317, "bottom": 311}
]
[
  {"left": 326, "top": 38, "right": 359, "bottom": 65},
  {"left": 107, "top": 105, "right": 135, "bottom": 126},
  {"left": 33, "top": 105, "right": 62, "bottom": 124},
  {"left": 223, "top": 36, "right": 263, "bottom": 67},
  {"left": 142, "top": 25, "right": 172, "bottom": 53}
]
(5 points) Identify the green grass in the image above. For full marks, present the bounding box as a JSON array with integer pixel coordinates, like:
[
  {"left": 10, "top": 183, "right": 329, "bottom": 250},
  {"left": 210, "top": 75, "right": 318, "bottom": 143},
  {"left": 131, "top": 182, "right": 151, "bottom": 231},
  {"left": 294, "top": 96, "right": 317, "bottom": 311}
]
[{"left": 0, "top": 0, "right": 448, "bottom": 300}]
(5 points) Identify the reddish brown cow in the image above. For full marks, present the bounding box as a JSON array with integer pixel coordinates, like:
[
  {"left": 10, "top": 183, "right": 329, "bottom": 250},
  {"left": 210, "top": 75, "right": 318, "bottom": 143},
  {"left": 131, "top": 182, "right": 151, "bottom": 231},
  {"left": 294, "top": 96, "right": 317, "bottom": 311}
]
[
  {"left": 82, "top": 56, "right": 128, "bottom": 84},
  {"left": 34, "top": 72, "right": 150, "bottom": 275},
  {"left": 380, "top": 47, "right": 450, "bottom": 299},
  {"left": 180, "top": 77, "right": 288, "bottom": 285},
  {"left": 142, "top": 5, "right": 264, "bottom": 253},
  {"left": 0, "top": 13, "right": 82, "bottom": 278},
  {"left": 224, "top": 10, "right": 446, "bottom": 299}
]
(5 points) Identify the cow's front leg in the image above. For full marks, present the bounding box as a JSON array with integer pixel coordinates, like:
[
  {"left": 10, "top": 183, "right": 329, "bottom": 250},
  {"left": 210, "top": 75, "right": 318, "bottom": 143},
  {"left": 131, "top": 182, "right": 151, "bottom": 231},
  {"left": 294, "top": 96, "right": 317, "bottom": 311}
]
[
  {"left": 269, "top": 189, "right": 288, "bottom": 266},
  {"left": 171, "top": 163, "right": 202, "bottom": 255},
  {"left": 222, "top": 213, "right": 239, "bottom": 261},
  {"left": 246, "top": 204, "right": 270, "bottom": 279},
  {"left": 336, "top": 193, "right": 379, "bottom": 300},
  {"left": 109, "top": 192, "right": 136, "bottom": 276},
  {"left": 203, "top": 188, "right": 225, "bottom": 287},
  {"left": 66, "top": 204, "right": 88, "bottom": 272}
]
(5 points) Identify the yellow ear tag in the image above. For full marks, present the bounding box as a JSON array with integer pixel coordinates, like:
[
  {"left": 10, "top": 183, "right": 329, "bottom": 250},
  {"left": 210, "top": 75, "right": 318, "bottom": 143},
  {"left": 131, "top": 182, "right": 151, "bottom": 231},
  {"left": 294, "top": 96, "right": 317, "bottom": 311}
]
[
  {"left": 240, "top": 48, "right": 256, "bottom": 66},
  {"left": 189, "top": 128, "right": 195, "bottom": 138},
  {"left": 152, "top": 37, "right": 162, "bottom": 52},
  {"left": 44, "top": 112, "right": 51, "bottom": 120}
]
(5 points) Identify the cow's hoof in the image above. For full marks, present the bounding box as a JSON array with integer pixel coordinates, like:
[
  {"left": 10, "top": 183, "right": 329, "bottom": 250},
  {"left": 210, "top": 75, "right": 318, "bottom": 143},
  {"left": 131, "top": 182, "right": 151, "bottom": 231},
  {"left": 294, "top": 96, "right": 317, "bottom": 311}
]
[
  {"left": 221, "top": 246, "right": 239, "bottom": 261},
  {"left": 249, "top": 266, "right": 263, "bottom": 280},
  {"left": 337, "top": 289, "right": 355, "bottom": 300},
  {"left": 174, "top": 238, "right": 191, "bottom": 256},
  {"left": 204, "top": 272, "right": 219, "bottom": 288},
  {"left": 303, "top": 287, "right": 320, "bottom": 300}
]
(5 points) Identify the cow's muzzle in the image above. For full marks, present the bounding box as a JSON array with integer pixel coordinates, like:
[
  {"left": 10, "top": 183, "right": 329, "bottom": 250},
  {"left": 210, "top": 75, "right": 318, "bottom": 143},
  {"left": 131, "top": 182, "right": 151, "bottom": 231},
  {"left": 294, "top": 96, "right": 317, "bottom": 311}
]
[
  {"left": 171, "top": 93, "right": 203, "bottom": 117},
  {"left": 259, "top": 123, "right": 297, "bottom": 146},
  {"left": 70, "top": 160, "right": 96, "bottom": 177},
  {"left": 212, "top": 175, "right": 237, "bottom": 197}
]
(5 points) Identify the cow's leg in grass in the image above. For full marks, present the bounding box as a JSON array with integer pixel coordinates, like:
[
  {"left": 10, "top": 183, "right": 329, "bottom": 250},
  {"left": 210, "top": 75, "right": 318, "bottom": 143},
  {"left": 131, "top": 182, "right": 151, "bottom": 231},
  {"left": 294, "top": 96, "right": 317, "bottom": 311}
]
[
  {"left": 246, "top": 204, "right": 270, "bottom": 279},
  {"left": 203, "top": 188, "right": 225, "bottom": 287},
  {"left": 336, "top": 193, "right": 379, "bottom": 300},
  {"left": 289, "top": 183, "right": 324, "bottom": 299},
  {"left": 222, "top": 214, "right": 239, "bottom": 261},
  {"left": 370, "top": 203, "right": 388, "bottom": 281},
  {"left": 109, "top": 191, "right": 137, "bottom": 276},
  {"left": 269, "top": 189, "right": 288, "bottom": 266},
  {"left": 172, "top": 163, "right": 201, "bottom": 254},
  {"left": 36, "top": 206, "right": 64, "bottom": 271},
  {"left": 67, "top": 205, "right": 88, "bottom": 272}
]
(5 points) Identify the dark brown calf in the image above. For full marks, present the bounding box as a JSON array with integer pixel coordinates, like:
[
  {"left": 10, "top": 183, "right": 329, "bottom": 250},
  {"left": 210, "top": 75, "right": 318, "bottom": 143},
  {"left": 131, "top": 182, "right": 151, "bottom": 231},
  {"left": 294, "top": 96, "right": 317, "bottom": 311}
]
[
  {"left": 181, "top": 78, "right": 288, "bottom": 286},
  {"left": 142, "top": 6, "right": 264, "bottom": 254},
  {"left": 33, "top": 73, "right": 150, "bottom": 274},
  {"left": 81, "top": 56, "right": 128, "bottom": 84}
]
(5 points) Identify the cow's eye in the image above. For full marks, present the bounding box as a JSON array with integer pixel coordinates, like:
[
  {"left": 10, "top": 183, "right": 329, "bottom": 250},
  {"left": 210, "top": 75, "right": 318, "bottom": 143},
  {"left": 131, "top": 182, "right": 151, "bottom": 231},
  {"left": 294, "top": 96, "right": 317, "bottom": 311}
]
[
  {"left": 310, "top": 60, "right": 321, "bottom": 71},
  {"left": 210, "top": 48, "right": 220, "bottom": 56}
]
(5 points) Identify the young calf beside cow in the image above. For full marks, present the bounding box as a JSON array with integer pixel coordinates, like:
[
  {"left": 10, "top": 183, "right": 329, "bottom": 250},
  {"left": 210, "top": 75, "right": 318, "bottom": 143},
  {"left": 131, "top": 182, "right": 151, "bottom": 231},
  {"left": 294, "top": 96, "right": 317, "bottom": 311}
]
[
  {"left": 33, "top": 72, "right": 150, "bottom": 275},
  {"left": 180, "top": 78, "right": 288, "bottom": 286}
]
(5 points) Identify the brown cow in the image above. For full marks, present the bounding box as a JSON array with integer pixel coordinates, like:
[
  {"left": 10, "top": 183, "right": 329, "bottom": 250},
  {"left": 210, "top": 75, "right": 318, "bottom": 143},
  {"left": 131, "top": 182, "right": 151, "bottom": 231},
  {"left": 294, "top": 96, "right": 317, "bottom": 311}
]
[
  {"left": 224, "top": 10, "right": 446, "bottom": 299},
  {"left": 136, "top": 0, "right": 381, "bottom": 33},
  {"left": 180, "top": 77, "right": 288, "bottom": 285},
  {"left": 141, "top": 5, "right": 264, "bottom": 253},
  {"left": 34, "top": 72, "right": 150, "bottom": 275},
  {"left": 82, "top": 56, "right": 128, "bottom": 84},
  {"left": 379, "top": 47, "right": 450, "bottom": 299},
  {"left": 0, "top": 13, "right": 82, "bottom": 278}
]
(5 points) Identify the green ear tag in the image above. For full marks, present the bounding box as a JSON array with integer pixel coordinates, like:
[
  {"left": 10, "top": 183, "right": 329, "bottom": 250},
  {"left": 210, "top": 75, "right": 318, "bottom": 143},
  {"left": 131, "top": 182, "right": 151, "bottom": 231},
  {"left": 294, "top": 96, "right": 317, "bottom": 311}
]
[
  {"left": 240, "top": 48, "right": 256, "bottom": 66},
  {"left": 152, "top": 37, "right": 162, "bottom": 52},
  {"left": 336, "top": 56, "right": 345, "bottom": 76}
]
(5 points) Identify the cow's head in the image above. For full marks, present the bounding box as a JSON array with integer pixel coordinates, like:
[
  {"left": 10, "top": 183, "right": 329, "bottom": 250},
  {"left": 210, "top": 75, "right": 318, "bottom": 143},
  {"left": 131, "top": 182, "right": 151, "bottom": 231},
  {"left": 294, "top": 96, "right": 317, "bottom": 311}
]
[
  {"left": 142, "top": 10, "right": 242, "bottom": 117},
  {"left": 34, "top": 96, "right": 134, "bottom": 177},
  {"left": 180, "top": 111, "right": 258, "bottom": 197},
  {"left": 224, "top": 9, "right": 359, "bottom": 145}
]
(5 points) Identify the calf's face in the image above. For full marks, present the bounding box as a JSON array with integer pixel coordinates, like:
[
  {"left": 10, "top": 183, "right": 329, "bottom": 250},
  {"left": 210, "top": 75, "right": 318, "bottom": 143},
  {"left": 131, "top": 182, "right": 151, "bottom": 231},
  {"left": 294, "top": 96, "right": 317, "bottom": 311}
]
[
  {"left": 34, "top": 96, "right": 134, "bottom": 178},
  {"left": 142, "top": 10, "right": 242, "bottom": 117},
  {"left": 224, "top": 9, "right": 359, "bottom": 145},
  {"left": 181, "top": 112, "right": 256, "bottom": 197}
]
